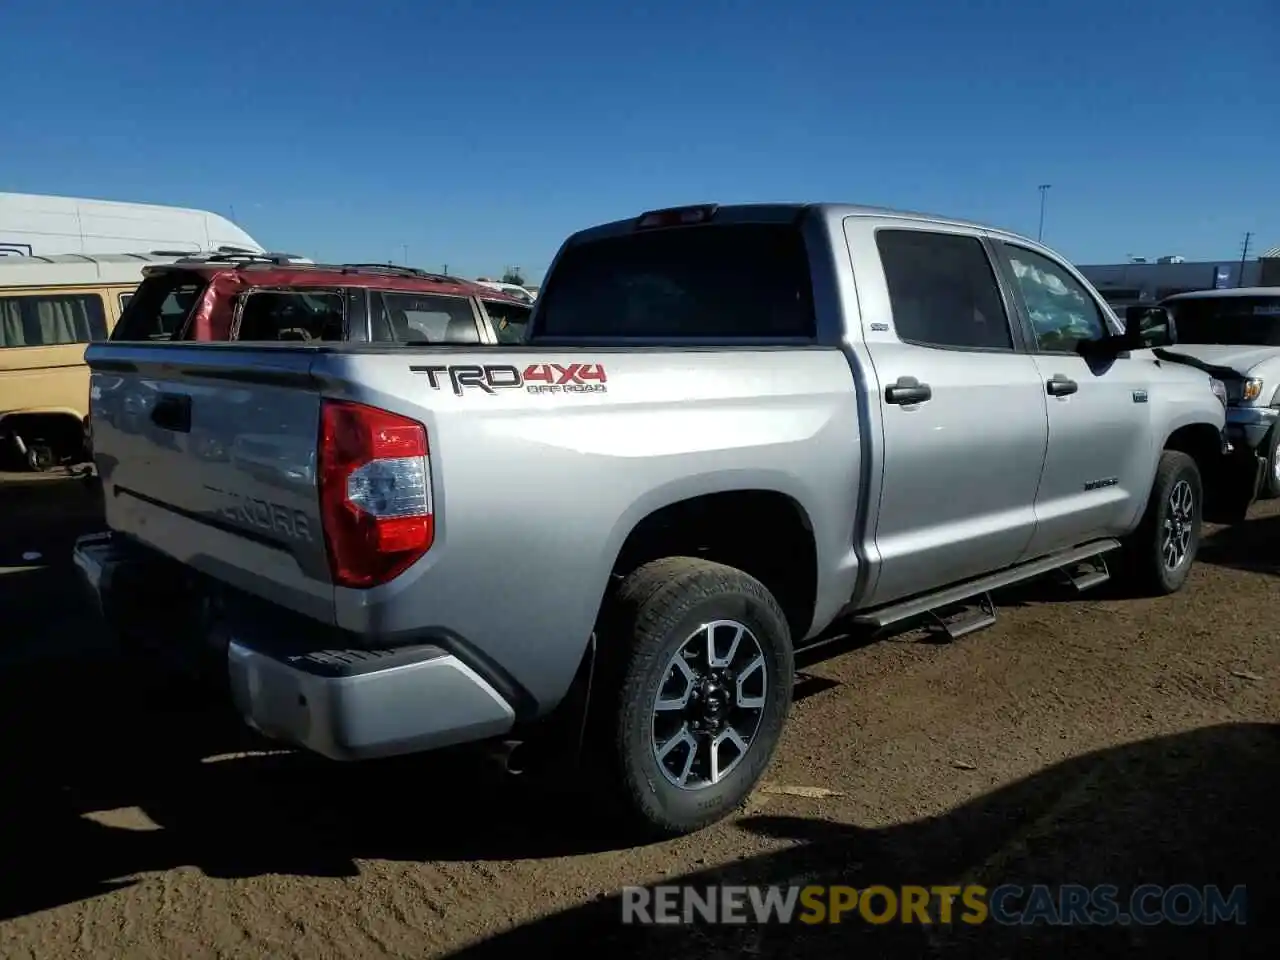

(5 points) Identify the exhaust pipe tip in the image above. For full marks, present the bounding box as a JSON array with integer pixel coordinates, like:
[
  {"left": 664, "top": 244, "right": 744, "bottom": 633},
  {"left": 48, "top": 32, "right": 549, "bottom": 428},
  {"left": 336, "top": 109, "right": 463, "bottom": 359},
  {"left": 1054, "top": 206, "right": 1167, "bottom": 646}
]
[{"left": 486, "top": 739, "right": 529, "bottom": 776}]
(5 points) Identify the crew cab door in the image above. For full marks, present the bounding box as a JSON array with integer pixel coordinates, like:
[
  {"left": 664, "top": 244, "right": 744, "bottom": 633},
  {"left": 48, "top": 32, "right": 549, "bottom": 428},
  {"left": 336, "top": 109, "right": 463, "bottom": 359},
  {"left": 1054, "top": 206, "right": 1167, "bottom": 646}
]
[
  {"left": 846, "top": 220, "right": 1051, "bottom": 608},
  {"left": 990, "top": 239, "right": 1155, "bottom": 557}
]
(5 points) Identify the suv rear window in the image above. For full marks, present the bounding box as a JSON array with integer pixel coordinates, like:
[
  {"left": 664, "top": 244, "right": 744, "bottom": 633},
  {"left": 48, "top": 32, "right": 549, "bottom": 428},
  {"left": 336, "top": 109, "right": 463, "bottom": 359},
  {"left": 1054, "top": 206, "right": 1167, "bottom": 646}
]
[
  {"left": 537, "top": 223, "right": 816, "bottom": 338},
  {"left": 112, "top": 273, "right": 206, "bottom": 341}
]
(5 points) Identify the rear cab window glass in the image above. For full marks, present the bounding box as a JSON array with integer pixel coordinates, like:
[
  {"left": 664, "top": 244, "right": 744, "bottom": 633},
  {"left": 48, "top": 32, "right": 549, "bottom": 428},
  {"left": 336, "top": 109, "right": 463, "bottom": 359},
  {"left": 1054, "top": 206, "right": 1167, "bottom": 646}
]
[
  {"left": 536, "top": 223, "right": 816, "bottom": 338},
  {"left": 482, "top": 299, "right": 532, "bottom": 344},
  {"left": 235, "top": 289, "right": 346, "bottom": 341},
  {"left": 371, "top": 291, "right": 480, "bottom": 343},
  {"left": 876, "top": 229, "right": 1013, "bottom": 351},
  {"left": 112, "top": 272, "right": 207, "bottom": 341},
  {"left": 0, "top": 292, "right": 108, "bottom": 348},
  {"left": 1166, "top": 295, "right": 1280, "bottom": 346}
]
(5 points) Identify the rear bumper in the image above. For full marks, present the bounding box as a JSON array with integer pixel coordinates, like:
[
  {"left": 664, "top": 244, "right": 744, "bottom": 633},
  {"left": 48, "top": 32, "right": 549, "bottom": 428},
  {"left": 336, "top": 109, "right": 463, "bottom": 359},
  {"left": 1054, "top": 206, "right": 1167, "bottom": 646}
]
[
  {"left": 227, "top": 640, "right": 516, "bottom": 760},
  {"left": 72, "top": 533, "right": 516, "bottom": 761}
]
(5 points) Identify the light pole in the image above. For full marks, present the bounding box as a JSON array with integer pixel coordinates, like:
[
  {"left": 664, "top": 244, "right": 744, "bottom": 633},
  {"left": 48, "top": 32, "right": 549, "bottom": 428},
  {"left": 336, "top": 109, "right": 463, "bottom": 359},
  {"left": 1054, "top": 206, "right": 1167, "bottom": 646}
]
[{"left": 1037, "top": 184, "right": 1051, "bottom": 242}]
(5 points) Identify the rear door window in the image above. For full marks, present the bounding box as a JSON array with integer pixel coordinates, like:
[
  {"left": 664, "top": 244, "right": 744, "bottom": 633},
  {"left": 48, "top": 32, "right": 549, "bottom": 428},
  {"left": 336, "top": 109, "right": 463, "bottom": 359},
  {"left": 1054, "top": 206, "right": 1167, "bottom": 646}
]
[
  {"left": 235, "top": 289, "right": 346, "bottom": 341},
  {"left": 112, "top": 273, "right": 207, "bottom": 341},
  {"left": 536, "top": 223, "right": 816, "bottom": 338},
  {"left": 371, "top": 291, "right": 481, "bottom": 343},
  {"left": 876, "top": 229, "right": 1015, "bottom": 351},
  {"left": 0, "top": 292, "right": 109, "bottom": 347}
]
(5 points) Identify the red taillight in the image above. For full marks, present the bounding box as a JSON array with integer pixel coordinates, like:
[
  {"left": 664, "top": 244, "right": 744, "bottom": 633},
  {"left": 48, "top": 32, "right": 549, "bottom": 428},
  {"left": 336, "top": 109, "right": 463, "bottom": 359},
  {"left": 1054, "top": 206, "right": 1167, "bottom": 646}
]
[
  {"left": 635, "top": 204, "right": 718, "bottom": 230},
  {"left": 318, "top": 399, "right": 434, "bottom": 588}
]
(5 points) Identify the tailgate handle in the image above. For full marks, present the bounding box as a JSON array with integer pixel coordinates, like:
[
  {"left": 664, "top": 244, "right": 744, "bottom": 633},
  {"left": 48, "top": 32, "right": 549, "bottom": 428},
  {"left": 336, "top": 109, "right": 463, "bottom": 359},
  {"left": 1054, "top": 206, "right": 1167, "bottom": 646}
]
[{"left": 151, "top": 393, "right": 192, "bottom": 433}]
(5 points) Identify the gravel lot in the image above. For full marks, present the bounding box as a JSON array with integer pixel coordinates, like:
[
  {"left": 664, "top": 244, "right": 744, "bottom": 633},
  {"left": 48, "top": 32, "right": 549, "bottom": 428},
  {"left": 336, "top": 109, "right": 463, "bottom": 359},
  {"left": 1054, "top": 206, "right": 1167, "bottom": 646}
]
[{"left": 0, "top": 472, "right": 1276, "bottom": 958}]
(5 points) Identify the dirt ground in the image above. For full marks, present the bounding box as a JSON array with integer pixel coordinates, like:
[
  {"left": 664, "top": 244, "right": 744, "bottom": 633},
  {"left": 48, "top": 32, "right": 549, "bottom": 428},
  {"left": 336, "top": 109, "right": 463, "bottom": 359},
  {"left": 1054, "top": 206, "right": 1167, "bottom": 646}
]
[{"left": 0, "top": 472, "right": 1276, "bottom": 959}]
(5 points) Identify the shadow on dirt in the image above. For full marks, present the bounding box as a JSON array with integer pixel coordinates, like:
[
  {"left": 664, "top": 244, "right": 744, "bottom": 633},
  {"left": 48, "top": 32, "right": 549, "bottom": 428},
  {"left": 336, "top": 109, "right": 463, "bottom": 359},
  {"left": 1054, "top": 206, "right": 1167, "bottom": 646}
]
[
  {"left": 1198, "top": 512, "right": 1280, "bottom": 577},
  {"left": 1, "top": 477, "right": 1276, "bottom": 958},
  {"left": 443, "top": 723, "right": 1277, "bottom": 959}
]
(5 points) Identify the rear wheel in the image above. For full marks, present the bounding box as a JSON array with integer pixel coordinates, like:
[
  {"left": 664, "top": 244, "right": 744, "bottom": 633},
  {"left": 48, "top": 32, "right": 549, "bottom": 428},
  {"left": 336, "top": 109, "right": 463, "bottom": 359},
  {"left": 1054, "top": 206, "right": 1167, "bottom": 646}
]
[
  {"left": 26, "top": 444, "right": 55, "bottom": 472},
  {"left": 594, "top": 558, "right": 794, "bottom": 838},
  {"left": 1120, "top": 450, "right": 1202, "bottom": 595}
]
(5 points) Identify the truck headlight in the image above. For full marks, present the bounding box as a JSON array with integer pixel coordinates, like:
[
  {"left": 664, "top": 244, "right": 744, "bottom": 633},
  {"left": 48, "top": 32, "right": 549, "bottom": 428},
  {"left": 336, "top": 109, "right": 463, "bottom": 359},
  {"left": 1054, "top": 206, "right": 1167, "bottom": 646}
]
[
  {"left": 1240, "top": 378, "right": 1264, "bottom": 403},
  {"left": 1210, "top": 378, "right": 1228, "bottom": 408}
]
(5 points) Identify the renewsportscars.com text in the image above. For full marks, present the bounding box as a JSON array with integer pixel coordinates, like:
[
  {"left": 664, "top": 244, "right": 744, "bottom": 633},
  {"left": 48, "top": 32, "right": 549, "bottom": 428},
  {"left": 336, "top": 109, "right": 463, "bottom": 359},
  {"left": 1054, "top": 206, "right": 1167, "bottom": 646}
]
[{"left": 621, "top": 883, "right": 1247, "bottom": 927}]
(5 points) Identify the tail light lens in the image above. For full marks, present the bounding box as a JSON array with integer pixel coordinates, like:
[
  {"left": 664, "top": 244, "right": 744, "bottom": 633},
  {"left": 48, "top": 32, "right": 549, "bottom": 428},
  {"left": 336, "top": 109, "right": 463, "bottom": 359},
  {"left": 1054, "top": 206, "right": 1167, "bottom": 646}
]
[{"left": 318, "top": 399, "right": 433, "bottom": 588}]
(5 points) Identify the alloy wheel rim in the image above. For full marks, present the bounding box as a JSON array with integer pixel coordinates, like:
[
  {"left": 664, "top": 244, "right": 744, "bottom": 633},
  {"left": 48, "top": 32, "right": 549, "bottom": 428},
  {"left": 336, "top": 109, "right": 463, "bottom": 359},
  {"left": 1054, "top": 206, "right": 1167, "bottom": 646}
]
[
  {"left": 1161, "top": 478, "right": 1195, "bottom": 570},
  {"left": 650, "top": 620, "right": 768, "bottom": 790}
]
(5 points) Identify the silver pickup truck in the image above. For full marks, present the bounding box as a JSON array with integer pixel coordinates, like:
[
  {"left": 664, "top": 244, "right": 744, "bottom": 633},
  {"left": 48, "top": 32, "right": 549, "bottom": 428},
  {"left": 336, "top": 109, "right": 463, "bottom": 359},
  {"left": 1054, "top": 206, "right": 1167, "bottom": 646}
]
[{"left": 74, "top": 203, "right": 1262, "bottom": 838}]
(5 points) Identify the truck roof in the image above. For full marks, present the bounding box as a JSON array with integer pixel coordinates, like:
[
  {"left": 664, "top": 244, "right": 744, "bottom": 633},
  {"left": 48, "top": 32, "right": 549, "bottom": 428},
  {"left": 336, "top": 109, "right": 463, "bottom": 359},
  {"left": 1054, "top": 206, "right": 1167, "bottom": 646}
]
[
  {"left": 0, "top": 191, "right": 264, "bottom": 258},
  {"left": 0, "top": 251, "right": 185, "bottom": 288},
  {"left": 564, "top": 201, "right": 1051, "bottom": 252},
  {"left": 1162, "top": 287, "right": 1280, "bottom": 301},
  {"left": 141, "top": 254, "right": 528, "bottom": 303}
]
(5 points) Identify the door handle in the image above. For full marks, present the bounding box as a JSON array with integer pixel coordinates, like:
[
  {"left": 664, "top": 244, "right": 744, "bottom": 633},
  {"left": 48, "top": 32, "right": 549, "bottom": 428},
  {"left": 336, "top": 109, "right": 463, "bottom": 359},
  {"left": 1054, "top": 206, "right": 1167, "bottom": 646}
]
[
  {"left": 885, "top": 377, "right": 932, "bottom": 405},
  {"left": 1045, "top": 376, "right": 1079, "bottom": 397},
  {"left": 151, "top": 393, "right": 192, "bottom": 433}
]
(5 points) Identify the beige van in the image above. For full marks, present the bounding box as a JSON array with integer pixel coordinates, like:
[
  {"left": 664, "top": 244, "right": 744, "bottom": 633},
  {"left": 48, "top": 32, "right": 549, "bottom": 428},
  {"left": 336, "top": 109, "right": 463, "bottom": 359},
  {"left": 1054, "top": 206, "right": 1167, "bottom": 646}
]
[{"left": 0, "top": 252, "right": 179, "bottom": 470}]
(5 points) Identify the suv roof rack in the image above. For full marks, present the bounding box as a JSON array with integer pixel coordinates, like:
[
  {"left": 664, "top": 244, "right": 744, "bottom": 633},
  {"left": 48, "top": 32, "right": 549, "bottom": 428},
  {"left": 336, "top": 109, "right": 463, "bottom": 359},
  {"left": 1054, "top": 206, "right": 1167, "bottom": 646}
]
[
  {"left": 338, "top": 263, "right": 466, "bottom": 283},
  {"left": 174, "top": 250, "right": 308, "bottom": 266},
  {"left": 151, "top": 254, "right": 480, "bottom": 288}
]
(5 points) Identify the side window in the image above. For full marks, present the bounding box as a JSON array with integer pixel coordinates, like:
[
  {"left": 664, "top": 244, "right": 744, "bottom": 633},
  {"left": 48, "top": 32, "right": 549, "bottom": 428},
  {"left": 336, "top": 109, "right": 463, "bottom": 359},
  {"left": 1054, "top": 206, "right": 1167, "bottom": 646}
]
[
  {"left": 0, "top": 293, "right": 109, "bottom": 348},
  {"left": 113, "top": 276, "right": 206, "bottom": 341},
  {"left": 875, "top": 229, "right": 1014, "bottom": 350},
  {"left": 236, "top": 290, "right": 346, "bottom": 341},
  {"left": 118, "top": 292, "right": 134, "bottom": 312},
  {"left": 372, "top": 291, "right": 480, "bottom": 343},
  {"left": 482, "top": 299, "right": 531, "bottom": 344},
  {"left": 1001, "top": 245, "right": 1108, "bottom": 352}
]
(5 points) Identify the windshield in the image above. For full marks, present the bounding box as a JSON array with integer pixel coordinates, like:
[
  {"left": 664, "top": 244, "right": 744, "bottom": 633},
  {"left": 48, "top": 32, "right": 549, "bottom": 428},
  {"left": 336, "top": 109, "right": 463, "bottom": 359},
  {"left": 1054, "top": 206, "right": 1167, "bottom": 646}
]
[{"left": 1167, "top": 295, "right": 1280, "bottom": 346}]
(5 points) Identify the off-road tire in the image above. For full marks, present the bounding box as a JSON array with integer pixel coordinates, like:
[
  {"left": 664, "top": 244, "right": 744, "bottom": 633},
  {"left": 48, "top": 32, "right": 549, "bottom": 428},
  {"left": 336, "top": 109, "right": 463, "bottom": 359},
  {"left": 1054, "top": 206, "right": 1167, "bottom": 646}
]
[
  {"left": 1260, "top": 425, "right": 1280, "bottom": 500},
  {"left": 592, "top": 557, "right": 794, "bottom": 839},
  {"left": 1119, "top": 450, "right": 1202, "bottom": 596}
]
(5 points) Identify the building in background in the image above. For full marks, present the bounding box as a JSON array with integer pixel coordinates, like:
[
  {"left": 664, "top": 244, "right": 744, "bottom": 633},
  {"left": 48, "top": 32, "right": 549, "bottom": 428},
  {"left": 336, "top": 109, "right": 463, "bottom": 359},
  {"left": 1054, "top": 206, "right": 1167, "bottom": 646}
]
[
  {"left": 1261, "top": 246, "right": 1280, "bottom": 286},
  {"left": 1079, "top": 247, "right": 1277, "bottom": 313}
]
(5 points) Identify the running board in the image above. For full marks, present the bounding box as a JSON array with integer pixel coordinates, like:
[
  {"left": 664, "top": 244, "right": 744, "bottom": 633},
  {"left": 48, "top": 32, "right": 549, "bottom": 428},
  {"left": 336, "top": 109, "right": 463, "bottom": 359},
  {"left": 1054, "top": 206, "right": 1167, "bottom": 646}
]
[
  {"left": 852, "top": 539, "right": 1122, "bottom": 630},
  {"left": 927, "top": 592, "right": 997, "bottom": 640},
  {"left": 1057, "top": 554, "right": 1112, "bottom": 593}
]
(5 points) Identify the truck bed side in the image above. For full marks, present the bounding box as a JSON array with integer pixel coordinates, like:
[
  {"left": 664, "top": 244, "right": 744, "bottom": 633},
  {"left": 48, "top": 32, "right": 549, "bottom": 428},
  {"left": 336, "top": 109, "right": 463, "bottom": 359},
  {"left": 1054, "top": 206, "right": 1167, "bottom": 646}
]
[{"left": 86, "top": 341, "right": 864, "bottom": 712}]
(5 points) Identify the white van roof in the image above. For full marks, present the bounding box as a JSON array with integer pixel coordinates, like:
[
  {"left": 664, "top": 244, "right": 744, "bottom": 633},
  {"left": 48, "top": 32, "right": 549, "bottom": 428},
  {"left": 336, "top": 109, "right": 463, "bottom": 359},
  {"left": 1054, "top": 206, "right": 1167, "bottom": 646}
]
[
  {"left": 0, "top": 192, "right": 265, "bottom": 258},
  {"left": 0, "top": 251, "right": 184, "bottom": 288}
]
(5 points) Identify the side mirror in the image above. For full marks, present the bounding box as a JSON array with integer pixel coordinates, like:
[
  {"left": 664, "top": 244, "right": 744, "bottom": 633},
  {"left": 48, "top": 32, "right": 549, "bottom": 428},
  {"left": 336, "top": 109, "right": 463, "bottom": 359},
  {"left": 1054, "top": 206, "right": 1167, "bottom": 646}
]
[{"left": 1123, "top": 305, "right": 1177, "bottom": 349}]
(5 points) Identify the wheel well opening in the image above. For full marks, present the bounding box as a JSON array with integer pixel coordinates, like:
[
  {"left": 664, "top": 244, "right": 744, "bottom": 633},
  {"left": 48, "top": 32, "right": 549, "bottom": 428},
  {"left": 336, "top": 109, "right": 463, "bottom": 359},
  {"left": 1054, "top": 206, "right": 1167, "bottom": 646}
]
[
  {"left": 611, "top": 491, "right": 818, "bottom": 642},
  {"left": 1, "top": 412, "right": 85, "bottom": 448},
  {"left": 1164, "top": 423, "right": 1220, "bottom": 481}
]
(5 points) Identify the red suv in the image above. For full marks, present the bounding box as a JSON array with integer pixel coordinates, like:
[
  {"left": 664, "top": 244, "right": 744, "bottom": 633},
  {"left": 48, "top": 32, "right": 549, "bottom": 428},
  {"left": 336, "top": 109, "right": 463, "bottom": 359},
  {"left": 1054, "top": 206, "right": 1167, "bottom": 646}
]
[{"left": 111, "top": 252, "right": 532, "bottom": 346}]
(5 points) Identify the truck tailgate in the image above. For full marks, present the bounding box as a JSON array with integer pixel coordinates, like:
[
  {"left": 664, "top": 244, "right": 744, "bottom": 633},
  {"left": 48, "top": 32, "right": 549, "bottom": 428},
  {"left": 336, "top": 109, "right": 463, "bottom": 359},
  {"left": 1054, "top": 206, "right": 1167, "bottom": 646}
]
[{"left": 87, "top": 343, "right": 333, "bottom": 623}]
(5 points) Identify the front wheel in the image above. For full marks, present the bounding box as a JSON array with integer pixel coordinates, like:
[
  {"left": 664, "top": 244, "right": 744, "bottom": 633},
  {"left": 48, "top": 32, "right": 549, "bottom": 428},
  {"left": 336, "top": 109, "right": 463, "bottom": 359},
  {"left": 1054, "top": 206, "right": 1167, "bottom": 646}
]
[
  {"left": 1120, "top": 450, "right": 1202, "bottom": 596},
  {"left": 595, "top": 557, "right": 794, "bottom": 839},
  {"left": 1259, "top": 425, "right": 1280, "bottom": 500}
]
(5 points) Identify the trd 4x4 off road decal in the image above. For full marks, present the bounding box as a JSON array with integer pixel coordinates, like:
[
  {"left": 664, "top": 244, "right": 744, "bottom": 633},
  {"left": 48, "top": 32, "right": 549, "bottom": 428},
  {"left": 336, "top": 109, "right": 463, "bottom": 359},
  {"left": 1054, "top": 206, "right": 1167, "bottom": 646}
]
[{"left": 410, "top": 362, "right": 608, "bottom": 396}]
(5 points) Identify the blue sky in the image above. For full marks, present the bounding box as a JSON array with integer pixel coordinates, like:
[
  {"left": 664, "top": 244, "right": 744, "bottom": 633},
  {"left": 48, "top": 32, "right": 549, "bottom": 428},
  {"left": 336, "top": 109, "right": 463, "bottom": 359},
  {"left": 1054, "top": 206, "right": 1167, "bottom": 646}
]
[{"left": 2, "top": 0, "right": 1277, "bottom": 280}]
